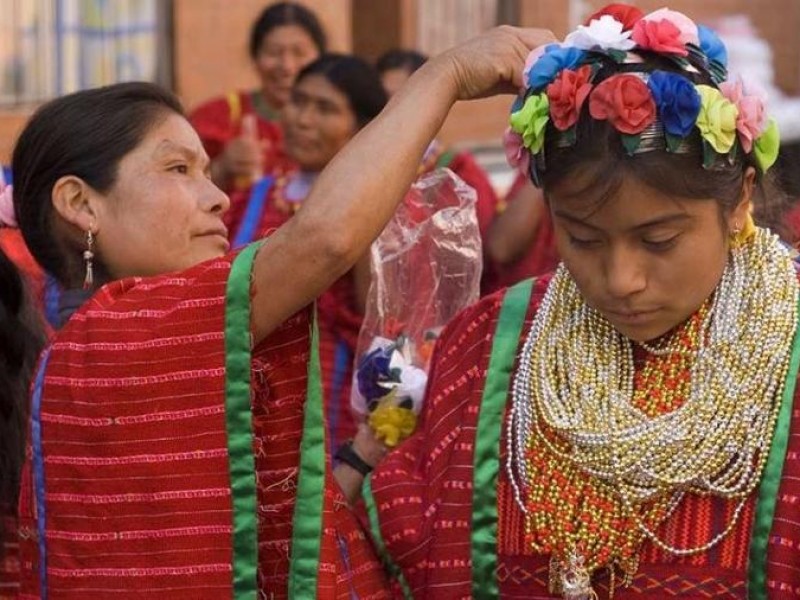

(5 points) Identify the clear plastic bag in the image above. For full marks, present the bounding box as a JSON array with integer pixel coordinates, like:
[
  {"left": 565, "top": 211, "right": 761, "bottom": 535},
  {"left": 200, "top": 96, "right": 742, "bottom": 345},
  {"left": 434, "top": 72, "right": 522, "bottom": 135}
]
[{"left": 350, "top": 168, "right": 482, "bottom": 446}]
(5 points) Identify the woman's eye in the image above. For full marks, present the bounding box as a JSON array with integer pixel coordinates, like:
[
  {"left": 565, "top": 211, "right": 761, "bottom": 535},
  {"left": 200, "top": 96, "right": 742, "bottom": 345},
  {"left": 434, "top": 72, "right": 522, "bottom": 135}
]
[
  {"left": 568, "top": 235, "right": 601, "bottom": 248},
  {"left": 642, "top": 235, "right": 680, "bottom": 251},
  {"left": 170, "top": 164, "right": 189, "bottom": 174}
]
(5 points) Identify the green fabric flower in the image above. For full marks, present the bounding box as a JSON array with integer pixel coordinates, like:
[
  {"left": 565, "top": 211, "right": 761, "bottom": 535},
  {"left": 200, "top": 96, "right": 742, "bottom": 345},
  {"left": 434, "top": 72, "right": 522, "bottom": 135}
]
[
  {"left": 509, "top": 93, "right": 550, "bottom": 154},
  {"left": 753, "top": 118, "right": 780, "bottom": 173},
  {"left": 695, "top": 84, "right": 738, "bottom": 153}
]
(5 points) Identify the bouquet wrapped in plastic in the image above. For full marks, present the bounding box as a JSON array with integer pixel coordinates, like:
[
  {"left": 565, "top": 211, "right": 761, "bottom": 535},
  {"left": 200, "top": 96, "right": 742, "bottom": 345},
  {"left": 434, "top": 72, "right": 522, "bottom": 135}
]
[{"left": 351, "top": 168, "right": 482, "bottom": 446}]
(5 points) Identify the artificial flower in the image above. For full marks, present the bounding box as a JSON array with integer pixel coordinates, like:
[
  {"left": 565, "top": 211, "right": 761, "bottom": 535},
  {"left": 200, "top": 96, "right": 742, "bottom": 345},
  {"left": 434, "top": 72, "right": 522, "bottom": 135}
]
[
  {"left": 584, "top": 3, "right": 644, "bottom": 31},
  {"left": 589, "top": 74, "right": 656, "bottom": 134},
  {"left": 647, "top": 70, "right": 701, "bottom": 137},
  {"left": 632, "top": 18, "right": 688, "bottom": 56},
  {"left": 368, "top": 399, "right": 417, "bottom": 447},
  {"left": 522, "top": 43, "right": 552, "bottom": 86},
  {"left": 753, "top": 118, "right": 780, "bottom": 173},
  {"left": 547, "top": 65, "right": 593, "bottom": 131},
  {"left": 503, "top": 127, "right": 531, "bottom": 175},
  {"left": 720, "top": 78, "right": 766, "bottom": 153},
  {"left": 695, "top": 84, "right": 739, "bottom": 153},
  {"left": 356, "top": 343, "right": 396, "bottom": 402},
  {"left": 640, "top": 8, "right": 699, "bottom": 45},
  {"left": 509, "top": 93, "right": 550, "bottom": 153},
  {"left": 564, "top": 14, "right": 636, "bottom": 52},
  {"left": 697, "top": 24, "right": 728, "bottom": 67},
  {"left": 526, "top": 45, "right": 587, "bottom": 91}
]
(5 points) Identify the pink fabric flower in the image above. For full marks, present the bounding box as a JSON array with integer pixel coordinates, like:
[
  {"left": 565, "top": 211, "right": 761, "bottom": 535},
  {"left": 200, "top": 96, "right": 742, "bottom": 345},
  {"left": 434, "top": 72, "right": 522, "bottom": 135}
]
[
  {"left": 589, "top": 74, "right": 656, "bottom": 134},
  {"left": 632, "top": 18, "right": 688, "bottom": 56},
  {"left": 547, "top": 65, "right": 593, "bottom": 131},
  {"left": 0, "top": 181, "right": 16, "bottom": 228},
  {"left": 503, "top": 128, "right": 531, "bottom": 175},
  {"left": 720, "top": 78, "right": 767, "bottom": 154},
  {"left": 640, "top": 8, "right": 699, "bottom": 45}
]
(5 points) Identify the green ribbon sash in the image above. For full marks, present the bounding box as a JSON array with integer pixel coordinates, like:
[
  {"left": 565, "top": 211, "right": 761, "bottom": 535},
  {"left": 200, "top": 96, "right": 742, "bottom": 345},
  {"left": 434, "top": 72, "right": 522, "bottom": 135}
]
[
  {"left": 471, "top": 279, "right": 534, "bottom": 599},
  {"left": 747, "top": 295, "right": 800, "bottom": 599},
  {"left": 224, "top": 243, "right": 326, "bottom": 599},
  {"left": 224, "top": 242, "right": 263, "bottom": 598}
]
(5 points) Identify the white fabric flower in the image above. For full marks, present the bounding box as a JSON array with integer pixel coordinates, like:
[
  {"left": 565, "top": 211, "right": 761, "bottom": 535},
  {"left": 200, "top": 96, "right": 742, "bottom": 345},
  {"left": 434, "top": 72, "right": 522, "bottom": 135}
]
[{"left": 564, "top": 15, "right": 636, "bottom": 51}]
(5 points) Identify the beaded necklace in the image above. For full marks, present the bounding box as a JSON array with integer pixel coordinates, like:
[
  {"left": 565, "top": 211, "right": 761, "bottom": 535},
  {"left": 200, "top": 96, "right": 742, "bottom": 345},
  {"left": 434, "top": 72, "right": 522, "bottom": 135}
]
[{"left": 506, "top": 228, "right": 799, "bottom": 599}]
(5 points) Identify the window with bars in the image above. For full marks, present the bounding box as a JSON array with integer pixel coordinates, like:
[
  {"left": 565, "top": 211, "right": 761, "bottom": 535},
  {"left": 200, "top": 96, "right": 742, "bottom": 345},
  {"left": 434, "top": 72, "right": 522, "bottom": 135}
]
[{"left": 0, "top": 0, "right": 172, "bottom": 107}]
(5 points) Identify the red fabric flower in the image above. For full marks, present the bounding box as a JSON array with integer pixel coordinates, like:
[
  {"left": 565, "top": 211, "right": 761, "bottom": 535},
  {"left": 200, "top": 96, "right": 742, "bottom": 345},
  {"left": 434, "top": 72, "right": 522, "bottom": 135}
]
[
  {"left": 631, "top": 18, "right": 689, "bottom": 56},
  {"left": 585, "top": 3, "right": 644, "bottom": 31},
  {"left": 547, "top": 65, "right": 593, "bottom": 131},
  {"left": 588, "top": 74, "right": 656, "bottom": 134}
]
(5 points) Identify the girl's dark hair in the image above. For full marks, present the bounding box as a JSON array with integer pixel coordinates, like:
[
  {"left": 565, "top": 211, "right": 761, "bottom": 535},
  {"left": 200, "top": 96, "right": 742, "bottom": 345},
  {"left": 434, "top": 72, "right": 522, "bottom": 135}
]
[
  {"left": 296, "top": 53, "right": 387, "bottom": 127},
  {"left": 539, "top": 53, "right": 791, "bottom": 238},
  {"left": 12, "top": 82, "right": 184, "bottom": 287},
  {"left": 249, "top": 2, "right": 327, "bottom": 59},
  {"left": 0, "top": 248, "right": 44, "bottom": 544},
  {"left": 375, "top": 49, "right": 428, "bottom": 75}
]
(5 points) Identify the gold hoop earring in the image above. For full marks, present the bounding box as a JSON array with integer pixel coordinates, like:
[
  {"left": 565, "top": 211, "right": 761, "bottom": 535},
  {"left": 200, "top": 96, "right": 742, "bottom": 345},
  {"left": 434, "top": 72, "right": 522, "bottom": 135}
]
[{"left": 83, "top": 230, "right": 95, "bottom": 290}]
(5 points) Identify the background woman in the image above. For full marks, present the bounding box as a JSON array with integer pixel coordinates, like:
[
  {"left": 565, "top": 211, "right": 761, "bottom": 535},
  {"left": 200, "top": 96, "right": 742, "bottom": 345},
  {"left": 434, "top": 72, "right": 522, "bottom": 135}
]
[
  {"left": 190, "top": 2, "right": 325, "bottom": 195},
  {"left": 9, "top": 25, "right": 554, "bottom": 598}
]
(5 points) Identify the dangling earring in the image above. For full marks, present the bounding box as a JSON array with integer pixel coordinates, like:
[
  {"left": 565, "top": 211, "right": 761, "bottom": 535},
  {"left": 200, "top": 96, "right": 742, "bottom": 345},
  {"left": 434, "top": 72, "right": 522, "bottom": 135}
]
[{"left": 83, "top": 229, "right": 94, "bottom": 290}]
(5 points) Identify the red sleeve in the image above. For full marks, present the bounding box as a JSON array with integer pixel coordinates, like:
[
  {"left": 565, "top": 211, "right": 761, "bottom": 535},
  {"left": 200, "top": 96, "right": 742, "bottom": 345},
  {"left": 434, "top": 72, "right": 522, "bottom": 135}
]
[
  {"left": 189, "top": 95, "right": 238, "bottom": 160},
  {"left": 368, "top": 291, "right": 505, "bottom": 596},
  {"left": 448, "top": 152, "right": 500, "bottom": 239}
]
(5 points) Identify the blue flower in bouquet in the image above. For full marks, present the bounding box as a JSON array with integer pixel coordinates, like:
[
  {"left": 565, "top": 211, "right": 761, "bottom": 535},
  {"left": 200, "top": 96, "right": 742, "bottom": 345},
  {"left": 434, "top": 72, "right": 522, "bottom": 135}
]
[
  {"left": 647, "top": 70, "right": 701, "bottom": 137},
  {"left": 697, "top": 24, "right": 727, "bottom": 67},
  {"left": 527, "top": 45, "right": 587, "bottom": 91},
  {"left": 356, "top": 345, "right": 400, "bottom": 402}
]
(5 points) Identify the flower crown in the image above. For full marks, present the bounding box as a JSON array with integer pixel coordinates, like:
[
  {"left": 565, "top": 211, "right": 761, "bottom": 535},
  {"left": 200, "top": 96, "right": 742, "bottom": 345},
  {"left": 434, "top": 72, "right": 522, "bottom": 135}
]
[{"left": 505, "top": 4, "right": 780, "bottom": 187}]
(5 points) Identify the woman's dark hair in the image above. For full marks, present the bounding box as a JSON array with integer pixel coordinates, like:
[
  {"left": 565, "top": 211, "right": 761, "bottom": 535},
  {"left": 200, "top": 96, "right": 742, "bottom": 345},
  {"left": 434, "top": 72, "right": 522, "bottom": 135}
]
[
  {"left": 296, "top": 53, "right": 387, "bottom": 127},
  {"left": 0, "top": 248, "right": 44, "bottom": 544},
  {"left": 538, "top": 53, "right": 791, "bottom": 238},
  {"left": 375, "top": 49, "right": 428, "bottom": 75},
  {"left": 12, "top": 82, "right": 184, "bottom": 287},
  {"left": 249, "top": 2, "right": 327, "bottom": 60}
]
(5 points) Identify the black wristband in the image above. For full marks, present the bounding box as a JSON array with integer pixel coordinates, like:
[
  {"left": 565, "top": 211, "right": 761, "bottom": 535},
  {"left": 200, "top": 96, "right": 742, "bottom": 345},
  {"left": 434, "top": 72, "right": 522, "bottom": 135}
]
[{"left": 335, "top": 440, "right": 373, "bottom": 477}]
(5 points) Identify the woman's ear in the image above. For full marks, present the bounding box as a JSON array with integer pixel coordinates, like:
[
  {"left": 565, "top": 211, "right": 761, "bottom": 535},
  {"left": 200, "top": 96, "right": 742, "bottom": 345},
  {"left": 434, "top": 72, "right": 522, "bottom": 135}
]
[
  {"left": 728, "top": 166, "right": 756, "bottom": 234},
  {"left": 51, "top": 176, "right": 99, "bottom": 233}
]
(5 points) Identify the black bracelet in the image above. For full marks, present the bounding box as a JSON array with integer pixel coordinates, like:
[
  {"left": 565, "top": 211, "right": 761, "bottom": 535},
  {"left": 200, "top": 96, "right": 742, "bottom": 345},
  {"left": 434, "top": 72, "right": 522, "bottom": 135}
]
[{"left": 335, "top": 440, "right": 373, "bottom": 477}]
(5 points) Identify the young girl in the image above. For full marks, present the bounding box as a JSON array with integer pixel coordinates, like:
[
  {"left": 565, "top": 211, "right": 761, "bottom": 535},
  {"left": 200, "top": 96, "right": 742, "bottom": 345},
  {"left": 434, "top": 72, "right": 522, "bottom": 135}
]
[{"left": 357, "top": 5, "right": 798, "bottom": 598}]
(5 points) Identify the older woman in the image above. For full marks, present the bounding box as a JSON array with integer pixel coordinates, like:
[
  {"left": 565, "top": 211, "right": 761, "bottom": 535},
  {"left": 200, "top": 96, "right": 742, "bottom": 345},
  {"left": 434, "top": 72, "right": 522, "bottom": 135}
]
[{"left": 5, "top": 26, "right": 554, "bottom": 599}]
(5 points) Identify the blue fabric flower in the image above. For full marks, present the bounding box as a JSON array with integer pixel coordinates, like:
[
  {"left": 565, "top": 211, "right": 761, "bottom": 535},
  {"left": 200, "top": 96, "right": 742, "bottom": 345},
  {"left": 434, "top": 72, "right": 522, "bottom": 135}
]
[
  {"left": 356, "top": 345, "right": 399, "bottom": 402},
  {"left": 698, "top": 24, "right": 728, "bottom": 67},
  {"left": 527, "top": 45, "right": 587, "bottom": 91},
  {"left": 647, "top": 70, "right": 702, "bottom": 137}
]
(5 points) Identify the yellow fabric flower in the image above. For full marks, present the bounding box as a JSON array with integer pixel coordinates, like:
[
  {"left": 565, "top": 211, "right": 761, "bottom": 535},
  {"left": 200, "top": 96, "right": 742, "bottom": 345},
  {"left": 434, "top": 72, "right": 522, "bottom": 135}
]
[
  {"left": 753, "top": 118, "right": 780, "bottom": 173},
  {"left": 695, "top": 84, "right": 738, "bottom": 153},
  {"left": 368, "top": 402, "right": 417, "bottom": 448},
  {"left": 509, "top": 93, "right": 550, "bottom": 154}
]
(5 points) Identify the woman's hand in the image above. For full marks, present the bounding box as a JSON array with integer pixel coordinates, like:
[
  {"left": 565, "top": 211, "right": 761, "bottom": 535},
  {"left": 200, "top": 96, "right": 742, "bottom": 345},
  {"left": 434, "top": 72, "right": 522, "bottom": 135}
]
[
  {"left": 334, "top": 424, "right": 388, "bottom": 505},
  {"left": 432, "top": 26, "right": 557, "bottom": 101},
  {"left": 219, "top": 115, "right": 265, "bottom": 182}
]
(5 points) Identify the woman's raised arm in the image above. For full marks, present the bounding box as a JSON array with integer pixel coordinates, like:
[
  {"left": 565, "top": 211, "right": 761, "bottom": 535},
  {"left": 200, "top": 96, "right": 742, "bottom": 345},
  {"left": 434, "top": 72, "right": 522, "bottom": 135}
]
[{"left": 250, "top": 26, "right": 555, "bottom": 343}]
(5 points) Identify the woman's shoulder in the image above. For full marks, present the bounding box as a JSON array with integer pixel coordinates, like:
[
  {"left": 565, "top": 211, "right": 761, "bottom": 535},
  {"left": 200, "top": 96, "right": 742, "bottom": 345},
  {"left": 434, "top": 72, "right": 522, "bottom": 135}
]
[{"left": 56, "top": 254, "right": 237, "bottom": 340}]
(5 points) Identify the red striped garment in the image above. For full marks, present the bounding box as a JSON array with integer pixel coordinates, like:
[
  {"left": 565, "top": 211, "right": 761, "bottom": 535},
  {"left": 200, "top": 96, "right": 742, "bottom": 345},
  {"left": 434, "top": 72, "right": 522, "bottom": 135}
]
[
  {"left": 15, "top": 253, "right": 389, "bottom": 599},
  {"left": 369, "top": 275, "right": 800, "bottom": 599}
]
